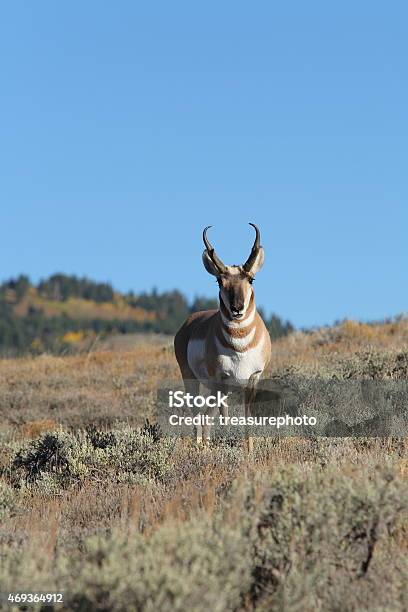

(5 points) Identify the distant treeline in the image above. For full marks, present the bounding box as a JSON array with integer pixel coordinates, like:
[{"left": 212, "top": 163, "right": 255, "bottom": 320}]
[{"left": 0, "top": 274, "right": 294, "bottom": 355}]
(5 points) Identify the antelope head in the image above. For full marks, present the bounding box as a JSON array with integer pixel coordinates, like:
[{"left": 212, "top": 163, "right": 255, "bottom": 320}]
[{"left": 202, "top": 223, "right": 265, "bottom": 320}]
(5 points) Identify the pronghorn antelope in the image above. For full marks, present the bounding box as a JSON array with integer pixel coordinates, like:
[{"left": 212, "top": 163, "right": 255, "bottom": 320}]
[{"left": 174, "top": 223, "right": 271, "bottom": 451}]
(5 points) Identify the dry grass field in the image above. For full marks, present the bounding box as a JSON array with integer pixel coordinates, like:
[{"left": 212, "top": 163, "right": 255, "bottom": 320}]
[{"left": 1, "top": 318, "right": 408, "bottom": 611}]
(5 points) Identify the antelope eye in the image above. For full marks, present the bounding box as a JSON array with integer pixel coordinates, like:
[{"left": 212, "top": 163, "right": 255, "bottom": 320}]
[{"left": 248, "top": 277, "right": 254, "bottom": 285}]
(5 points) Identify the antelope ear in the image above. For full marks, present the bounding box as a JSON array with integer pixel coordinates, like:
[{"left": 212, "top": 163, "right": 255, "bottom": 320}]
[
  {"left": 202, "top": 250, "right": 220, "bottom": 276},
  {"left": 246, "top": 247, "right": 265, "bottom": 276}
]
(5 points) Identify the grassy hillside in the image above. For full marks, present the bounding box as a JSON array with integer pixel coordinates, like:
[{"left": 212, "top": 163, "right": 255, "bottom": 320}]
[
  {"left": 0, "top": 274, "right": 293, "bottom": 355},
  {"left": 0, "top": 319, "right": 407, "bottom": 610},
  {"left": 13, "top": 289, "right": 156, "bottom": 322}
]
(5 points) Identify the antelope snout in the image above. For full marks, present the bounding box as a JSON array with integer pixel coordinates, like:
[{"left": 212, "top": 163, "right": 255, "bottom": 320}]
[{"left": 231, "top": 305, "right": 244, "bottom": 318}]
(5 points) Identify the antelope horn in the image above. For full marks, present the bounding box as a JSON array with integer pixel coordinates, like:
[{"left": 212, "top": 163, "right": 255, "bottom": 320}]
[
  {"left": 242, "top": 223, "right": 261, "bottom": 273},
  {"left": 203, "top": 226, "right": 227, "bottom": 273}
]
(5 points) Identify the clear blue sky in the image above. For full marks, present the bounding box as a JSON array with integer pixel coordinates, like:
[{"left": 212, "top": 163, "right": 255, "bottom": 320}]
[{"left": 0, "top": 2, "right": 406, "bottom": 328}]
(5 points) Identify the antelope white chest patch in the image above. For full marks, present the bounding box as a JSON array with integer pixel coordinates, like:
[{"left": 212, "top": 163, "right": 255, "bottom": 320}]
[{"left": 214, "top": 334, "right": 266, "bottom": 384}]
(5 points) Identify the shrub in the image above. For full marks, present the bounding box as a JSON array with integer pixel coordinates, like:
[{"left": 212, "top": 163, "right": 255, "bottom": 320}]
[
  {"left": 252, "top": 466, "right": 408, "bottom": 610},
  {"left": 2, "top": 445, "right": 408, "bottom": 611},
  {"left": 87, "top": 425, "right": 176, "bottom": 484},
  {"left": 10, "top": 430, "right": 90, "bottom": 489},
  {"left": 59, "top": 515, "right": 253, "bottom": 612},
  {"left": 0, "top": 480, "right": 16, "bottom": 519},
  {"left": 9, "top": 427, "right": 177, "bottom": 491},
  {"left": 339, "top": 350, "right": 408, "bottom": 380}
]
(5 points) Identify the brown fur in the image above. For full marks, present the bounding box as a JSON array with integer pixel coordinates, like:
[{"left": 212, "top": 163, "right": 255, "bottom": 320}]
[{"left": 173, "top": 309, "right": 218, "bottom": 378}]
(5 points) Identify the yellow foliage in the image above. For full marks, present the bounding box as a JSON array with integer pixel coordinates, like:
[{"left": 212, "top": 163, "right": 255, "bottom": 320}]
[
  {"left": 13, "top": 295, "right": 156, "bottom": 322},
  {"left": 61, "top": 331, "right": 85, "bottom": 344},
  {"left": 30, "top": 338, "right": 44, "bottom": 351}
]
